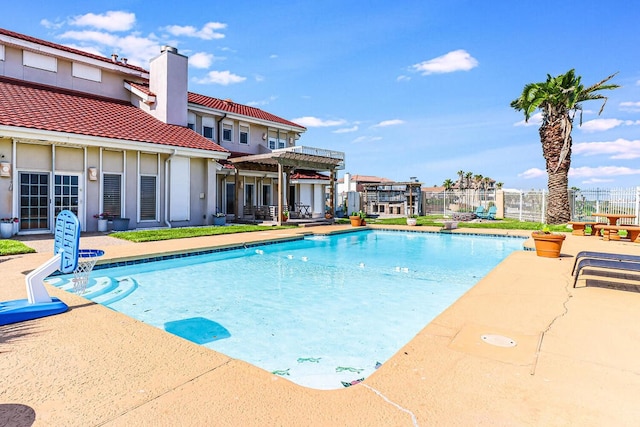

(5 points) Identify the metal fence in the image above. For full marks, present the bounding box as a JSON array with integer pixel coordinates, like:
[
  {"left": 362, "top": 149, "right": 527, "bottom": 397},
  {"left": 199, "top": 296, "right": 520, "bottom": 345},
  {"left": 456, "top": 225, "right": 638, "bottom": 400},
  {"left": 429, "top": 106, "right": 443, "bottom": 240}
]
[
  {"left": 422, "top": 189, "right": 497, "bottom": 216},
  {"left": 423, "top": 187, "right": 640, "bottom": 224}
]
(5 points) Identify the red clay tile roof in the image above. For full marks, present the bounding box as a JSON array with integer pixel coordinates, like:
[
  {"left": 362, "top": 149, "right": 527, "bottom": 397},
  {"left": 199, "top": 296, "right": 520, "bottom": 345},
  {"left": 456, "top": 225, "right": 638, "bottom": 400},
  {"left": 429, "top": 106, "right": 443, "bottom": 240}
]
[
  {"left": 0, "top": 28, "right": 147, "bottom": 74},
  {"left": 291, "top": 170, "right": 329, "bottom": 180},
  {"left": 188, "top": 92, "right": 306, "bottom": 130},
  {"left": 0, "top": 76, "right": 227, "bottom": 153},
  {"left": 125, "top": 80, "right": 154, "bottom": 96}
]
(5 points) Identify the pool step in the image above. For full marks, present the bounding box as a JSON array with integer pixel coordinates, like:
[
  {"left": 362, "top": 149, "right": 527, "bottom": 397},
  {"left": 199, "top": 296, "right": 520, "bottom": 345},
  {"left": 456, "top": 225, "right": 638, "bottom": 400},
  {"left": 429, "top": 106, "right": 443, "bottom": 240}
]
[
  {"left": 50, "top": 275, "right": 138, "bottom": 306},
  {"left": 91, "top": 277, "right": 138, "bottom": 305}
]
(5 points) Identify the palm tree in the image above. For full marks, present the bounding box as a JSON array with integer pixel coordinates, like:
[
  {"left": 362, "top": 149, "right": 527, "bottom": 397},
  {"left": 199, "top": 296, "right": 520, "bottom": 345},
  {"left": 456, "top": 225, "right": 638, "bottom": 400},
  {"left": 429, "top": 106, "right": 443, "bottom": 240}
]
[
  {"left": 443, "top": 179, "right": 454, "bottom": 191},
  {"left": 511, "top": 69, "right": 619, "bottom": 224}
]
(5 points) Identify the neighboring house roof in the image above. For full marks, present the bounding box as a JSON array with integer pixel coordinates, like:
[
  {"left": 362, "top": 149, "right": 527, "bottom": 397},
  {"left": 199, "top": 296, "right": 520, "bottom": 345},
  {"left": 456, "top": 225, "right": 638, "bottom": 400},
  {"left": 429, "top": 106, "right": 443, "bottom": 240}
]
[
  {"left": 0, "top": 76, "right": 227, "bottom": 153},
  {"left": 188, "top": 93, "right": 306, "bottom": 130},
  {"left": 0, "top": 28, "right": 147, "bottom": 74},
  {"left": 338, "top": 174, "right": 393, "bottom": 184}
]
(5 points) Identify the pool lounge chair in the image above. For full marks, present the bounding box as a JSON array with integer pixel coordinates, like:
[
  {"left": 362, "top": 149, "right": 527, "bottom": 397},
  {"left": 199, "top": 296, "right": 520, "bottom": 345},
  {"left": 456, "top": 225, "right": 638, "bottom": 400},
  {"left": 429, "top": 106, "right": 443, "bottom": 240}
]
[
  {"left": 572, "top": 257, "right": 640, "bottom": 288},
  {"left": 475, "top": 206, "right": 486, "bottom": 219},
  {"left": 571, "top": 251, "right": 640, "bottom": 276}
]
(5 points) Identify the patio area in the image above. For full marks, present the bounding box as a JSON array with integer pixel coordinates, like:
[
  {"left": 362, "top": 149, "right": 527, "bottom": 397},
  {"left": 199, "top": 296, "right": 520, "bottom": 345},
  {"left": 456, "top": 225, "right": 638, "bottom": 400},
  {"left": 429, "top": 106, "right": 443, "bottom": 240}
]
[{"left": 2, "top": 225, "right": 640, "bottom": 426}]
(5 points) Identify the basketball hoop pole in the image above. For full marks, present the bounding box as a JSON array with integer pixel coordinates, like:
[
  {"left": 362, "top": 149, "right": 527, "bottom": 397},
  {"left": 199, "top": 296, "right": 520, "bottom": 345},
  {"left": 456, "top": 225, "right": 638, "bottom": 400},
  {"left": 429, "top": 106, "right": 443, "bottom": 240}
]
[{"left": 25, "top": 251, "right": 63, "bottom": 304}]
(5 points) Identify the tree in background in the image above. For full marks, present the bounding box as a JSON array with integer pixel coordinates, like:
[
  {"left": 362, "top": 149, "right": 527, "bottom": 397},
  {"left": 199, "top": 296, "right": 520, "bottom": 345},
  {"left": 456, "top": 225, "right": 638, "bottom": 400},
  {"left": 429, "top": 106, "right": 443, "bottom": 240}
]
[{"left": 511, "top": 69, "right": 618, "bottom": 224}]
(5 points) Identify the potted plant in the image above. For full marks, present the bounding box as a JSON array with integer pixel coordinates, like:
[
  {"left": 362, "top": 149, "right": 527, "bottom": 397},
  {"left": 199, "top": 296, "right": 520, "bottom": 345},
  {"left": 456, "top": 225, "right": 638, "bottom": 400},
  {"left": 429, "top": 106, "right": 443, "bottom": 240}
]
[
  {"left": 213, "top": 212, "right": 226, "bottom": 226},
  {"left": 406, "top": 216, "right": 417, "bottom": 226},
  {"left": 531, "top": 225, "right": 566, "bottom": 258},
  {"left": 0, "top": 217, "right": 18, "bottom": 238},
  {"left": 282, "top": 209, "right": 289, "bottom": 222},
  {"left": 584, "top": 224, "right": 592, "bottom": 236},
  {"left": 94, "top": 213, "right": 109, "bottom": 232},
  {"left": 349, "top": 211, "right": 365, "bottom": 226}
]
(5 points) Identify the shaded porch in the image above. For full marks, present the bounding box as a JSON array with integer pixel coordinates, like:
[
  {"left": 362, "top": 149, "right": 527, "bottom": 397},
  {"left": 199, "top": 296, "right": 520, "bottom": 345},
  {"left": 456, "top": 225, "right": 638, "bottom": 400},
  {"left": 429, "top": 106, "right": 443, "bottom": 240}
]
[{"left": 229, "top": 146, "right": 345, "bottom": 225}]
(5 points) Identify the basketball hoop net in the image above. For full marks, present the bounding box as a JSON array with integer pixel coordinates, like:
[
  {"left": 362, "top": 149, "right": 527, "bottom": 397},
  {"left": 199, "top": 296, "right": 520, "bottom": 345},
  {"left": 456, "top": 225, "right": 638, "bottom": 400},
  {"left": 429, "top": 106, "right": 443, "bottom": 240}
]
[{"left": 72, "top": 249, "right": 104, "bottom": 294}]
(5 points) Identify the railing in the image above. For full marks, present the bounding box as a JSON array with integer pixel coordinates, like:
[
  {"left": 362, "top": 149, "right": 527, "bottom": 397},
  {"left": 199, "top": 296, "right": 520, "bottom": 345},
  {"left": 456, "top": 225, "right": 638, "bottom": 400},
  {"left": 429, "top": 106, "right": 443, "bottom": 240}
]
[{"left": 274, "top": 145, "right": 345, "bottom": 169}]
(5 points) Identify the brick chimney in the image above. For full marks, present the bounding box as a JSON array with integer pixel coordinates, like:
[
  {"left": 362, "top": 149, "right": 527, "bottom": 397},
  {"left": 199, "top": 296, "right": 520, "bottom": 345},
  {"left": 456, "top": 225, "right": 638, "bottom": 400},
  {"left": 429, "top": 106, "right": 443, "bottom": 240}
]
[{"left": 149, "top": 46, "right": 188, "bottom": 126}]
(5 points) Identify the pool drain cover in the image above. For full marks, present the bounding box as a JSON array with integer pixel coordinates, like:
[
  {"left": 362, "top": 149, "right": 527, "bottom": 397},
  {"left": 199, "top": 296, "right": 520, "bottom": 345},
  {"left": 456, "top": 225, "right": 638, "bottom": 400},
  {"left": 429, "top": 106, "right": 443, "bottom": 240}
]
[{"left": 481, "top": 334, "right": 517, "bottom": 348}]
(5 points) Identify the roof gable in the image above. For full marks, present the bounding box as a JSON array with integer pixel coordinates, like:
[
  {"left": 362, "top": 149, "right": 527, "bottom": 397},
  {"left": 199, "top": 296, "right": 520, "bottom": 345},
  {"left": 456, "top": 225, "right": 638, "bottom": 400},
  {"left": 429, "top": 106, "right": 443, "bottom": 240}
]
[{"left": 0, "top": 76, "right": 227, "bottom": 153}]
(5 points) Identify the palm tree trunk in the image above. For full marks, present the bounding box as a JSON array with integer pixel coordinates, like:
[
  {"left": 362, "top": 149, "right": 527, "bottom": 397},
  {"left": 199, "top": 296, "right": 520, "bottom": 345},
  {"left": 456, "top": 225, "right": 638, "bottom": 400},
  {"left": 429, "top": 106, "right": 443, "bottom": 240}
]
[{"left": 540, "top": 117, "right": 572, "bottom": 224}]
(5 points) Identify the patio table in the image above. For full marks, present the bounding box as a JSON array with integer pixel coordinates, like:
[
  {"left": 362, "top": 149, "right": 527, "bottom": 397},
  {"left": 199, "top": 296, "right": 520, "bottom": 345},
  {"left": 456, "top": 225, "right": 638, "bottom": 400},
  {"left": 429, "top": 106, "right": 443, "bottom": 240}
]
[{"left": 594, "top": 213, "right": 636, "bottom": 226}]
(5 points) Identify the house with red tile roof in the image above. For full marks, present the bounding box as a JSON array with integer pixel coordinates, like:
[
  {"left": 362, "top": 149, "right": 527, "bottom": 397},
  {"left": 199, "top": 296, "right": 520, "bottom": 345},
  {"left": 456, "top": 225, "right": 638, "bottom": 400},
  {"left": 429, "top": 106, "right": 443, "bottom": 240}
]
[{"left": 0, "top": 28, "right": 343, "bottom": 233}]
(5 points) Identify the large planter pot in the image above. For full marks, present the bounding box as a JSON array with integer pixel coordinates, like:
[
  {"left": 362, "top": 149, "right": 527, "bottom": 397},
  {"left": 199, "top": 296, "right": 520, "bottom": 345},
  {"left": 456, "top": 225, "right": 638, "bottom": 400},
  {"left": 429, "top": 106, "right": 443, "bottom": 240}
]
[
  {"left": 0, "top": 222, "right": 13, "bottom": 238},
  {"left": 213, "top": 215, "right": 226, "bottom": 226},
  {"left": 349, "top": 216, "right": 363, "bottom": 227},
  {"left": 97, "top": 219, "right": 108, "bottom": 232},
  {"left": 406, "top": 218, "right": 417, "bottom": 226},
  {"left": 112, "top": 217, "right": 130, "bottom": 231},
  {"left": 531, "top": 233, "right": 566, "bottom": 258}
]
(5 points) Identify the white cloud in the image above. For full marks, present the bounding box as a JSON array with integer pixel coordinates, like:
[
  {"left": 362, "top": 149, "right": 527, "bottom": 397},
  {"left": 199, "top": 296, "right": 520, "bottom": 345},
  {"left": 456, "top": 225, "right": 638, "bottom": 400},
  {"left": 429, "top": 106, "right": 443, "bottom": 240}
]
[
  {"left": 352, "top": 136, "right": 383, "bottom": 144},
  {"left": 580, "top": 178, "right": 615, "bottom": 184},
  {"left": 573, "top": 138, "right": 640, "bottom": 159},
  {"left": 290, "top": 117, "right": 347, "bottom": 127},
  {"left": 40, "top": 19, "right": 64, "bottom": 30},
  {"left": 164, "top": 22, "right": 226, "bottom": 40},
  {"left": 333, "top": 126, "right": 359, "bottom": 134},
  {"left": 247, "top": 96, "right": 277, "bottom": 106},
  {"left": 373, "top": 119, "right": 405, "bottom": 128},
  {"left": 411, "top": 50, "right": 478, "bottom": 75},
  {"left": 58, "top": 30, "right": 161, "bottom": 66},
  {"left": 189, "top": 52, "right": 214, "bottom": 69},
  {"left": 580, "top": 118, "right": 623, "bottom": 132},
  {"left": 518, "top": 168, "right": 546, "bottom": 179},
  {"left": 70, "top": 11, "right": 136, "bottom": 32},
  {"left": 397, "top": 75, "right": 411, "bottom": 82},
  {"left": 269, "top": 54, "right": 278, "bottom": 59},
  {"left": 193, "top": 70, "right": 246, "bottom": 85},
  {"left": 620, "top": 101, "right": 640, "bottom": 112},
  {"left": 569, "top": 165, "right": 640, "bottom": 178},
  {"left": 513, "top": 112, "right": 543, "bottom": 127},
  {"left": 60, "top": 43, "right": 105, "bottom": 57}
]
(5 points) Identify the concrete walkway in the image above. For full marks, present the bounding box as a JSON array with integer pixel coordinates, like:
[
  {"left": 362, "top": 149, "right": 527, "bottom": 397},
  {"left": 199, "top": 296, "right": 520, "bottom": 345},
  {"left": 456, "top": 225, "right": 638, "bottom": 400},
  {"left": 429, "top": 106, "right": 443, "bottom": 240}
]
[{"left": 1, "top": 225, "right": 640, "bottom": 426}]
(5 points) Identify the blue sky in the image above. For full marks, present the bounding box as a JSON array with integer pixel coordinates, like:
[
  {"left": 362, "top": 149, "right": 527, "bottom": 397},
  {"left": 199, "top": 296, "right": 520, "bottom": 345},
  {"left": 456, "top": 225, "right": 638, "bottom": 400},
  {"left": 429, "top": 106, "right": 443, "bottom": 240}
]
[{"left": 2, "top": 1, "right": 640, "bottom": 189}]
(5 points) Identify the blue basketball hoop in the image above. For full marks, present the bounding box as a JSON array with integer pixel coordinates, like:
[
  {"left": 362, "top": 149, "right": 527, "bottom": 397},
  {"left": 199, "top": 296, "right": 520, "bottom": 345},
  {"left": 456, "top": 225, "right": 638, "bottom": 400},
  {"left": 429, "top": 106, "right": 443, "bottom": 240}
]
[{"left": 53, "top": 210, "right": 81, "bottom": 274}]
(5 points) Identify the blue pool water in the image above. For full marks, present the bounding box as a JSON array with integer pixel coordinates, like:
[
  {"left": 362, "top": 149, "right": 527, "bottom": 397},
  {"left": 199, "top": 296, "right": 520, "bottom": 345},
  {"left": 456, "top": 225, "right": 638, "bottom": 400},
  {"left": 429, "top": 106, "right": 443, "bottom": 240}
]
[{"left": 50, "top": 230, "right": 524, "bottom": 389}]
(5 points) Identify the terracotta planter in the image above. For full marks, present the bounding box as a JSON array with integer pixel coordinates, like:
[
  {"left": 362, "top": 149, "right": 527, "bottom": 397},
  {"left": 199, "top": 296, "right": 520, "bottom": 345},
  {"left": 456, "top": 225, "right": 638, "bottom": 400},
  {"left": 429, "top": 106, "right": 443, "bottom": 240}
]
[
  {"left": 349, "top": 216, "right": 363, "bottom": 226},
  {"left": 531, "top": 233, "right": 566, "bottom": 258}
]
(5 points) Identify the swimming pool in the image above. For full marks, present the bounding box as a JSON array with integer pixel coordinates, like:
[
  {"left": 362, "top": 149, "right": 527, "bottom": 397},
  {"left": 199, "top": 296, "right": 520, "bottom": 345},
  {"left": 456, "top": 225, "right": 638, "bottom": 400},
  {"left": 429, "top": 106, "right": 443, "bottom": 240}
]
[{"left": 51, "top": 230, "right": 524, "bottom": 389}]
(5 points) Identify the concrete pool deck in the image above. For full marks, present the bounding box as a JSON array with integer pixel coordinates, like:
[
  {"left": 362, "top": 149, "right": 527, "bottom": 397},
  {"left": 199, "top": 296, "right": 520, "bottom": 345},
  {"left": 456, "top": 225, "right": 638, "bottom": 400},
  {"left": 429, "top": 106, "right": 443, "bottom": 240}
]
[{"left": 2, "top": 225, "right": 640, "bottom": 426}]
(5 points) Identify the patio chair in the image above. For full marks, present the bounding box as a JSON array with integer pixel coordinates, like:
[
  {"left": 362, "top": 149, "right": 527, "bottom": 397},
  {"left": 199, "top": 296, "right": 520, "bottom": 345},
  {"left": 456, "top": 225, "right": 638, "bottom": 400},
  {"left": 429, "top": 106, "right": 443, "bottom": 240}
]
[
  {"left": 475, "top": 206, "right": 486, "bottom": 219},
  {"left": 485, "top": 206, "right": 497, "bottom": 220}
]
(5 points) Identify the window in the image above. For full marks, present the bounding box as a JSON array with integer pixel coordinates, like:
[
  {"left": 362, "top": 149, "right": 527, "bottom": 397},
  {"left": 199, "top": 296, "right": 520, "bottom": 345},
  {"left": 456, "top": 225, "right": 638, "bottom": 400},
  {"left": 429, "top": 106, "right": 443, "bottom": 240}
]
[
  {"left": 239, "top": 125, "right": 249, "bottom": 144},
  {"left": 269, "top": 139, "right": 276, "bottom": 150},
  {"left": 187, "top": 123, "right": 195, "bottom": 130},
  {"left": 103, "top": 174, "right": 122, "bottom": 218},
  {"left": 0, "top": 45, "right": 4, "bottom": 61},
  {"left": 262, "top": 184, "right": 271, "bottom": 205},
  {"left": 222, "top": 123, "right": 233, "bottom": 142},
  {"left": 203, "top": 126, "right": 213, "bottom": 138},
  {"left": 140, "top": 175, "right": 157, "bottom": 221}
]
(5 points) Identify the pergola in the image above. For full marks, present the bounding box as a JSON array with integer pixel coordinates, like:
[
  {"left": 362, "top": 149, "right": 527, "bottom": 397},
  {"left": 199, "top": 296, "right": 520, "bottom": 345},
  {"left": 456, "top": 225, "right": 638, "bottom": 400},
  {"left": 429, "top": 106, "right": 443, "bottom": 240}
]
[{"left": 229, "top": 147, "right": 345, "bottom": 225}]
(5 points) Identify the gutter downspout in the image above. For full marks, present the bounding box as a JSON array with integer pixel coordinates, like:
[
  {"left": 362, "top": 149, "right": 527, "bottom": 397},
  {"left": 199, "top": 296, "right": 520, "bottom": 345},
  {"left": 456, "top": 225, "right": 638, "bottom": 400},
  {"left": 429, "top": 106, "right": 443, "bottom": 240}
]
[
  {"left": 216, "top": 113, "right": 228, "bottom": 143},
  {"left": 164, "top": 149, "right": 178, "bottom": 228}
]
